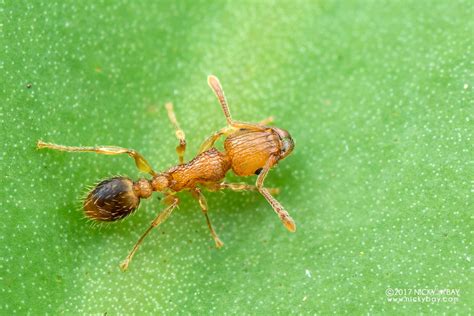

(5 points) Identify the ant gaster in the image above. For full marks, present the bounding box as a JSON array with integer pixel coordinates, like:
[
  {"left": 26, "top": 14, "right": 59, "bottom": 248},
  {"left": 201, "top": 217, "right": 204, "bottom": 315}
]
[{"left": 37, "top": 75, "right": 295, "bottom": 271}]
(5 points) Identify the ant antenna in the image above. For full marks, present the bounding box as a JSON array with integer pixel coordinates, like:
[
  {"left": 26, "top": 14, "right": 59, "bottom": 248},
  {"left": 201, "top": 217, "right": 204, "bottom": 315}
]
[{"left": 208, "top": 75, "right": 233, "bottom": 126}]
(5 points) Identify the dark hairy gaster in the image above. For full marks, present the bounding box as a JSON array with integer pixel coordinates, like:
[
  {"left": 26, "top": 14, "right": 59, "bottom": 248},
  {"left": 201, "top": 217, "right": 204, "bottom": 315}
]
[{"left": 84, "top": 177, "right": 140, "bottom": 221}]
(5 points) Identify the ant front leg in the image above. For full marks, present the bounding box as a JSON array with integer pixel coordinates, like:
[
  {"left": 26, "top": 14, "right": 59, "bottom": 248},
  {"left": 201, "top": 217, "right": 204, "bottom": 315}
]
[
  {"left": 256, "top": 157, "right": 296, "bottom": 232},
  {"left": 120, "top": 194, "right": 179, "bottom": 271},
  {"left": 36, "top": 141, "right": 156, "bottom": 176},
  {"left": 198, "top": 117, "right": 273, "bottom": 153},
  {"left": 198, "top": 127, "right": 232, "bottom": 153},
  {"left": 191, "top": 188, "right": 224, "bottom": 248},
  {"left": 258, "top": 116, "right": 274, "bottom": 126},
  {"left": 165, "top": 102, "right": 186, "bottom": 164}
]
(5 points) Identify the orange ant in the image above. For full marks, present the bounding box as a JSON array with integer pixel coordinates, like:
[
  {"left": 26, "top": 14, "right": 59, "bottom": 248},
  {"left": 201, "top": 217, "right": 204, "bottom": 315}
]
[{"left": 37, "top": 75, "right": 295, "bottom": 271}]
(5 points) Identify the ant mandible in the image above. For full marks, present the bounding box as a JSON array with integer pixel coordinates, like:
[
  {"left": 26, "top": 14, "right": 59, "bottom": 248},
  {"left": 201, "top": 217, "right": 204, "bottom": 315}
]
[{"left": 37, "top": 75, "right": 296, "bottom": 271}]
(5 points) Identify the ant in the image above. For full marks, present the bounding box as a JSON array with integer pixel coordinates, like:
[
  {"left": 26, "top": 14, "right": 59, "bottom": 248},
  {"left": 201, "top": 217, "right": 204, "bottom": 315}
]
[{"left": 37, "top": 75, "right": 295, "bottom": 271}]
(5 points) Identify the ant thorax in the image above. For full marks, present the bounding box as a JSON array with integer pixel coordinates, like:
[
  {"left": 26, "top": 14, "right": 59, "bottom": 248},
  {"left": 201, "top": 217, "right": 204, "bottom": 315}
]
[{"left": 163, "top": 148, "right": 231, "bottom": 192}]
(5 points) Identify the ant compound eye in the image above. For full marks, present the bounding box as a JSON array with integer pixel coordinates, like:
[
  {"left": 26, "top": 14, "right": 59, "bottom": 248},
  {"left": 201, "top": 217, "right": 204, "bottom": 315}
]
[
  {"left": 281, "top": 136, "right": 294, "bottom": 158},
  {"left": 272, "top": 127, "right": 295, "bottom": 160},
  {"left": 84, "top": 177, "right": 140, "bottom": 221}
]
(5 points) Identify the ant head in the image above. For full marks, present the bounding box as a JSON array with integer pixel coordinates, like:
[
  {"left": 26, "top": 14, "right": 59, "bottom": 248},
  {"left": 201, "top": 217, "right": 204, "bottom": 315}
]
[
  {"left": 272, "top": 127, "right": 295, "bottom": 161},
  {"left": 84, "top": 177, "right": 141, "bottom": 221}
]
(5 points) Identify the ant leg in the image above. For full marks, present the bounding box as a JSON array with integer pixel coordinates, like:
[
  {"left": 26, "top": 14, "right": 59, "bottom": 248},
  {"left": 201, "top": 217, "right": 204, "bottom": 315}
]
[
  {"left": 165, "top": 102, "right": 186, "bottom": 164},
  {"left": 191, "top": 188, "right": 224, "bottom": 248},
  {"left": 202, "top": 75, "right": 268, "bottom": 153},
  {"left": 198, "top": 128, "right": 231, "bottom": 153},
  {"left": 202, "top": 178, "right": 292, "bottom": 231},
  {"left": 120, "top": 195, "right": 179, "bottom": 271},
  {"left": 37, "top": 140, "right": 156, "bottom": 176},
  {"left": 258, "top": 116, "right": 274, "bottom": 126},
  {"left": 255, "top": 157, "right": 296, "bottom": 232},
  {"left": 205, "top": 182, "right": 280, "bottom": 195}
]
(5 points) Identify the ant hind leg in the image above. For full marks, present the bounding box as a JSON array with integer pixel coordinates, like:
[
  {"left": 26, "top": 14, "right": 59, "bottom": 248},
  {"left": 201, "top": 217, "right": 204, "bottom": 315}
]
[
  {"left": 120, "top": 195, "right": 179, "bottom": 271},
  {"left": 165, "top": 102, "right": 186, "bottom": 164},
  {"left": 36, "top": 140, "right": 156, "bottom": 176}
]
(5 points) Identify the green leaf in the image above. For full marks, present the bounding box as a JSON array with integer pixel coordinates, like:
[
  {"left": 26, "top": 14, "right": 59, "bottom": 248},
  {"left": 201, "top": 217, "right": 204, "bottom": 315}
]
[{"left": 2, "top": 1, "right": 472, "bottom": 314}]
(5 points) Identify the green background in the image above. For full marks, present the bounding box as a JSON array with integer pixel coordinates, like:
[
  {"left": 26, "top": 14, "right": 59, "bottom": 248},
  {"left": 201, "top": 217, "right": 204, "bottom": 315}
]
[{"left": 1, "top": 0, "right": 472, "bottom": 314}]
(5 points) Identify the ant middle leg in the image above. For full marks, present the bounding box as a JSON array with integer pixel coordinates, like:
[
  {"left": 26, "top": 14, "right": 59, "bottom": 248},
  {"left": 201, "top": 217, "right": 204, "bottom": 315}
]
[
  {"left": 191, "top": 188, "right": 224, "bottom": 248},
  {"left": 120, "top": 194, "right": 179, "bottom": 271},
  {"left": 165, "top": 102, "right": 186, "bottom": 164},
  {"left": 204, "top": 182, "right": 280, "bottom": 195},
  {"left": 37, "top": 140, "right": 156, "bottom": 176}
]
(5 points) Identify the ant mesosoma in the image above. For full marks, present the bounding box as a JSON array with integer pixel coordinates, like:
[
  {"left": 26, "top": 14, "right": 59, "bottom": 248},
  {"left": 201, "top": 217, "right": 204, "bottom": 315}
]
[{"left": 37, "top": 75, "right": 295, "bottom": 271}]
